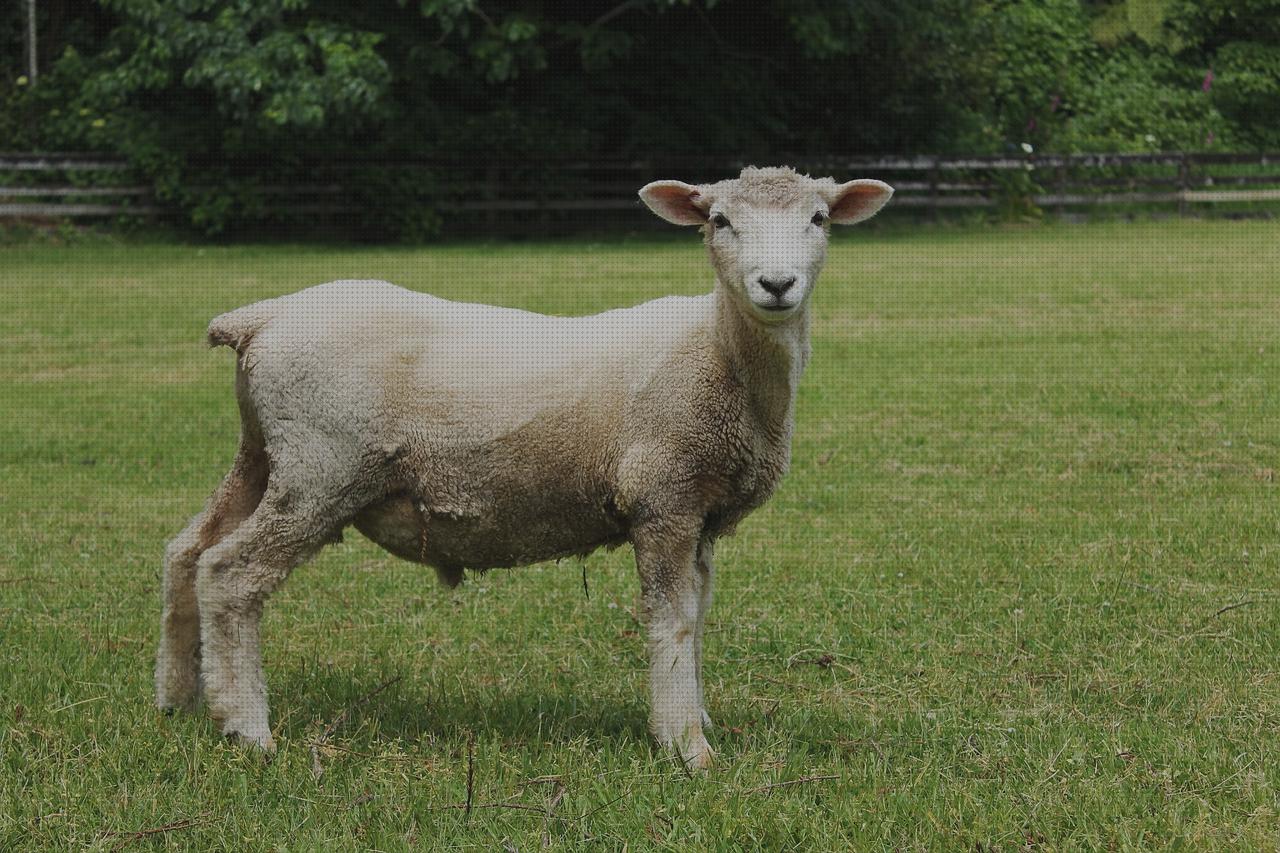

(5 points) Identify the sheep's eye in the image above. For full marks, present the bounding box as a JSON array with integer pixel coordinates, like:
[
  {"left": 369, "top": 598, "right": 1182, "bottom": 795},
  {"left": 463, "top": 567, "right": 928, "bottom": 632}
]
[
  {"left": 811, "top": 211, "right": 828, "bottom": 226},
  {"left": 711, "top": 213, "right": 731, "bottom": 229}
]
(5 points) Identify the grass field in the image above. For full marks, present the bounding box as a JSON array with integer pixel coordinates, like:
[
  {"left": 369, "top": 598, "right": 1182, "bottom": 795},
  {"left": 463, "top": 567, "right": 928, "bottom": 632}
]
[{"left": 2, "top": 220, "right": 1279, "bottom": 850}]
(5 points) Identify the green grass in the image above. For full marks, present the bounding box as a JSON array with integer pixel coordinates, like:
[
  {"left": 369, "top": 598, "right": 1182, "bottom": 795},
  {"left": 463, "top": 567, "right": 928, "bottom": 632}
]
[{"left": 2, "top": 221, "right": 1279, "bottom": 850}]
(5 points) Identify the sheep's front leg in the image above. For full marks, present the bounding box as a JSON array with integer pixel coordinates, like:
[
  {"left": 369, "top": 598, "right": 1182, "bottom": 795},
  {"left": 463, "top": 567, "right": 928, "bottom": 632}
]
[
  {"left": 633, "top": 520, "right": 714, "bottom": 770},
  {"left": 694, "top": 537, "right": 715, "bottom": 734}
]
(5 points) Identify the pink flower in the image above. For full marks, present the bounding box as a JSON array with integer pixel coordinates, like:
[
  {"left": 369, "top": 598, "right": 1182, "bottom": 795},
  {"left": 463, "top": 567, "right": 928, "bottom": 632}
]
[
  {"left": 1049, "top": 94, "right": 1061, "bottom": 112},
  {"left": 1202, "top": 69, "right": 1214, "bottom": 92}
]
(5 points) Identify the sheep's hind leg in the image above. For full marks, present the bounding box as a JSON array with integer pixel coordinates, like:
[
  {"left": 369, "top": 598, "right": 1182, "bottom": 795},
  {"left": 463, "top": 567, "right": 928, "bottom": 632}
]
[
  {"left": 156, "top": 444, "right": 266, "bottom": 713},
  {"left": 195, "top": 488, "right": 340, "bottom": 751},
  {"left": 634, "top": 519, "right": 715, "bottom": 770}
]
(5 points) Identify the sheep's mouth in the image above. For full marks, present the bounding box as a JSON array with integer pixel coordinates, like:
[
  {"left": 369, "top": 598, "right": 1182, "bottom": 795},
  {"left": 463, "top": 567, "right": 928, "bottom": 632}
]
[
  {"left": 755, "top": 300, "right": 798, "bottom": 313},
  {"left": 751, "top": 301, "right": 800, "bottom": 322}
]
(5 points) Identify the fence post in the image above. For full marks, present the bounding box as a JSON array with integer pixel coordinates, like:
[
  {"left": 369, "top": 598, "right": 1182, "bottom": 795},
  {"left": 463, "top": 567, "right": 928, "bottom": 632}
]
[
  {"left": 1055, "top": 161, "right": 1067, "bottom": 220},
  {"left": 928, "top": 156, "right": 939, "bottom": 223},
  {"left": 1177, "top": 155, "right": 1190, "bottom": 217}
]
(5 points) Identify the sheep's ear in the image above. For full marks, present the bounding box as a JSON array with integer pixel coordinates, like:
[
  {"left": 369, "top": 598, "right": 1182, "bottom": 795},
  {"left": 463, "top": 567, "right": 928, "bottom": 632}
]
[
  {"left": 639, "top": 180, "right": 709, "bottom": 226},
  {"left": 825, "top": 179, "right": 894, "bottom": 225}
]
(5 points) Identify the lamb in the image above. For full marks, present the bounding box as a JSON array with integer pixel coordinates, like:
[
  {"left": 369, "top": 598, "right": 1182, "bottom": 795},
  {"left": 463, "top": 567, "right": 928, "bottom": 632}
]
[{"left": 155, "top": 166, "right": 893, "bottom": 769}]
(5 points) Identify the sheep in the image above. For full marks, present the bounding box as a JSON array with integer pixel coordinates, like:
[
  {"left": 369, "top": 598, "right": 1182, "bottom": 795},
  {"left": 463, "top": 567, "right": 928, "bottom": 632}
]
[{"left": 155, "top": 166, "right": 893, "bottom": 770}]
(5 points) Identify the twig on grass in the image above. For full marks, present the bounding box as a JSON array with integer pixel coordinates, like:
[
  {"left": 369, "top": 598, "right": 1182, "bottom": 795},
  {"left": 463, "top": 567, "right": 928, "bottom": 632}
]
[
  {"left": 465, "top": 729, "right": 476, "bottom": 817},
  {"left": 542, "top": 780, "right": 567, "bottom": 848},
  {"left": 1119, "top": 579, "right": 1163, "bottom": 595},
  {"left": 307, "top": 740, "right": 426, "bottom": 763},
  {"left": 484, "top": 802, "right": 552, "bottom": 816},
  {"left": 431, "top": 801, "right": 565, "bottom": 817},
  {"left": 752, "top": 673, "right": 799, "bottom": 690},
  {"left": 1210, "top": 599, "right": 1258, "bottom": 618},
  {"left": 785, "top": 649, "right": 855, "bottom": 674},
  {"left": 50, "top": 695, "right": 106, "bottom": 714},
  {"left": 103, "top": 811, "right": 210, "bottom": 852},
  {"left": 836, "top": 737, "right": 885, "bottom": 761},
  {"left": 522, "top": 774, "right": 564, "bottom": 787},
  {"left": 573, "top": 793, "right": 625, "bottom": 823},
  {"left": 428, "top": 792, "right": 622, "bottom": 824},
  {"left": 317, "top": 675, "right": 403, "bottom": 741},
  {"left": 743, "top": 774, "right": 839, "bottom": 795},
  {"left": 310, "top": 674, "right": 403, "bottom": 779}
]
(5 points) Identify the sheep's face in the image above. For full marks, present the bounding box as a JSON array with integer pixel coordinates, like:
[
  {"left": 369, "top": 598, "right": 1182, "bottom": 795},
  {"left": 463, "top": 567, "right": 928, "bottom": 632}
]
[
  {"left": 702, "top": 196, "right": 831, "bottom": 323},
  {"left": 640, "top": 167, "right": 894, "bottom": 325}
]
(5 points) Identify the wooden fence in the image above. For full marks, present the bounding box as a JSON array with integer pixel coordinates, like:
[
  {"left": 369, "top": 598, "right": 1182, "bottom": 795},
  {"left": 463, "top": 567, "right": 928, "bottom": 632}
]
[{"left": 3, "top": 151, "right": 1280, "bottom": 227}]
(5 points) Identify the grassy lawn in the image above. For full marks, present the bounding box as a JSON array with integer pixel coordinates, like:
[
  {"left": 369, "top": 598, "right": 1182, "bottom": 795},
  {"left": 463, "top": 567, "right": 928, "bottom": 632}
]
[{"left": 2, "top": 220, "right": 1278, "bottom": 850}]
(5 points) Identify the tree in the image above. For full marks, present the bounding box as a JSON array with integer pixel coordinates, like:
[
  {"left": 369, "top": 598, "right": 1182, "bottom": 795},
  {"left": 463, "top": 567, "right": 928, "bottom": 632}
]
[{"left": 5, "top": 0, "right": 1278, "bottom": 235}]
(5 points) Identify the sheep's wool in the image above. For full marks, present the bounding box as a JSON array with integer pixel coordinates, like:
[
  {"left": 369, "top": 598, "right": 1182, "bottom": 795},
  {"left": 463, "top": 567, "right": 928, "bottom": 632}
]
[{"left": 715, "top": 165, "right": 812, "bottom": 207}]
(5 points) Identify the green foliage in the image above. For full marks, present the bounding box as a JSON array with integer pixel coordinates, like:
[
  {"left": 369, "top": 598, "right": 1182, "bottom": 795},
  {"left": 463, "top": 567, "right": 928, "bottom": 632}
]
[
  {"left": 86, "top": 0, "right": 389, "bottom": 129},
  {"left": 1080, "top": 0, "right": 1280, "bottom": 149},
  {"left": 941, "top": 0, "right": 1094, "bottom": 151},
  {"left": 1090, "top": 0, "right": 1185, "bottom": 51},
  {"left": 1212, "top": 41, "right": 1280, "bottom": 147},
  {"left": 1060, "top": 48, "right": 1228, "bottom": 151},
  {"left": 5, "top": 0, "right": 1280, "bottom": 236}
]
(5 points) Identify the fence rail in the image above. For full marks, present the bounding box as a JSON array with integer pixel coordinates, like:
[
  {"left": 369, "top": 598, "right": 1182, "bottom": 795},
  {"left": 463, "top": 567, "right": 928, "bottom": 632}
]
[{"left": 3, "top": 151, "right": 1279, "bottom": 227}]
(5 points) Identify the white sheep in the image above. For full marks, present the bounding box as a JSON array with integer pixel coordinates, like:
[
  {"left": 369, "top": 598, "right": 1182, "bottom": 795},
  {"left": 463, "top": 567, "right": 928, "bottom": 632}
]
[{"left": 155, "top": 166, "right": 893, "bottom": 769}]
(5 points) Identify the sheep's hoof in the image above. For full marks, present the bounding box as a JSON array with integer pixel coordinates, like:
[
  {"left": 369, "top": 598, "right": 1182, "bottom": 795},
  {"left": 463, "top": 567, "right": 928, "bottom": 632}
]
[
  {"left": 654, "top": 717, "right": 715, "bottom": 773},
  {"left": 671, "top": 729, "right": 715, "bottom": 772},
  {"left": 215, "top": 711, "right": 277, "bottom": 754},
  {"left": 683, "top": 743, "right": 716, "bottom": 772},
  {"left": 224, "top": 729, "right": 277, "bottom": 755},
  {"left": 155, "top": 691, "right": 202, "bottom": 716},
  {"left": 154, "top": 670, "right": 203, "bottom": 715}
]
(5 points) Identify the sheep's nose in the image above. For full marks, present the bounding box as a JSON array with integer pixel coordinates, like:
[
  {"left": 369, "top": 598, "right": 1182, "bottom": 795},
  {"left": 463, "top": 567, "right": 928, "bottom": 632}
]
[{"left": 759, "top": 276, "right": 796, "bottom": 297}]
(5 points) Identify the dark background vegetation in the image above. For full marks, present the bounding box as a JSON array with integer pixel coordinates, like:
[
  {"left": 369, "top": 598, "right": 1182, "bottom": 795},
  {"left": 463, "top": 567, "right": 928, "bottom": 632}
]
[{"left": 4, "top": 0, "right": 1280, "bottom": 235}]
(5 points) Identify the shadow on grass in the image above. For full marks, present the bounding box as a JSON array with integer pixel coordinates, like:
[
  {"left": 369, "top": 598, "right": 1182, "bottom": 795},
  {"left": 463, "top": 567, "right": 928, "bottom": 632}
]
[
  {"left": 268, "top": 664, "right": 870, "bottom": 762},
  {"left": 273, "top": 667, "right": 652, "bottom": 749}
]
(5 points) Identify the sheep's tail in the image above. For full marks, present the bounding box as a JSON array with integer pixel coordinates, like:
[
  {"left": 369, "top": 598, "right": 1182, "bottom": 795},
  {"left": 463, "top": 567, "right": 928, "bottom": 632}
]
[{"left": 207, "top": 301, "right": 276, "bottom": 353}]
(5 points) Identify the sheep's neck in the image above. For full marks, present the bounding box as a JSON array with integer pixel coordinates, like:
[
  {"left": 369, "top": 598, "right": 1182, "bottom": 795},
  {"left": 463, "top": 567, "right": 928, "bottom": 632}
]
[{"left": 713, "top": 282, "right": 810, "bottom": 441}]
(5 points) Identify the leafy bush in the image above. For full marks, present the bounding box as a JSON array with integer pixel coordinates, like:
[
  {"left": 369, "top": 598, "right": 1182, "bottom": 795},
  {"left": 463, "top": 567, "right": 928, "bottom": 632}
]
[
  {"left": 1060, "top": 47, "right": 1229, "bottom": 152},
  {"left": 4, "top": 0, "right": 1280, "bottom": 237}
]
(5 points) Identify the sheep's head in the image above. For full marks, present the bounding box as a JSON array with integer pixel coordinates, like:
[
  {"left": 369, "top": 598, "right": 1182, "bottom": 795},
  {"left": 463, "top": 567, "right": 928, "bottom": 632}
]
[{"left": 640, "top": 166, "right": 893, "bottom": 324}]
